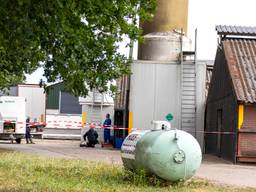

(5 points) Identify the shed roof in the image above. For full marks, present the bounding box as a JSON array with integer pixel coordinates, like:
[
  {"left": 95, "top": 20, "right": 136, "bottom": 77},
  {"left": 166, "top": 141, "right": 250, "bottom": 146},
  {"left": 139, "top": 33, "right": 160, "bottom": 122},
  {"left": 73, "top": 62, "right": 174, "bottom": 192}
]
[
  {"left": 223, "top": 38, "right": 256, "bottom": 103},
  {"left": 216, "top": 25, "right": 256, "bottom": 37}
]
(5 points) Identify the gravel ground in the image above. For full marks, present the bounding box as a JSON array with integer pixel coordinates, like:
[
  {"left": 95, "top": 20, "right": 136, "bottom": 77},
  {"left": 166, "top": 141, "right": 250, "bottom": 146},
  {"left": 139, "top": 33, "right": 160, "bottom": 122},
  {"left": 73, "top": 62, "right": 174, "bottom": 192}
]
[{"left": 0, "top": 139, "right": 256, "bottom": 188}]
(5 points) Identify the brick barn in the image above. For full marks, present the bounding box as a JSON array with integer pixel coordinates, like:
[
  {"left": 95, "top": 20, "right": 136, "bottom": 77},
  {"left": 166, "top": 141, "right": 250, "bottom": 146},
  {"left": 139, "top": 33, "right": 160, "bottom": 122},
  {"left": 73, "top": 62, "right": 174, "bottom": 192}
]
[{"left": 205, "top": 25, "right": 256, "bottom": 163}]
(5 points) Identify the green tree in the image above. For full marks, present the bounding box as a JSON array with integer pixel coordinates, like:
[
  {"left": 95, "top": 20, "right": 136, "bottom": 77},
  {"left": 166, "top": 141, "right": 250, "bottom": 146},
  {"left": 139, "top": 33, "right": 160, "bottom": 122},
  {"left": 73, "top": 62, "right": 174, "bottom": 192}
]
[{"left": 0, "top": 0, "right": 156, "bottom": 95}]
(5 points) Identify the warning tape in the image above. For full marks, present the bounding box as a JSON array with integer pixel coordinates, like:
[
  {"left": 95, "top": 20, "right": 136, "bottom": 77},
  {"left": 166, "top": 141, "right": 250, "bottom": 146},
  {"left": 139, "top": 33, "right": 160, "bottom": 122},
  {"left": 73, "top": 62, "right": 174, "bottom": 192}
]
[
  {"left": 1, "top": 120, "right": 46, "bottom": 126},
  {"left": 47, "top": 121, "right": 82, "bottom": 124},
  {"left": 89, "top": 127, "right": 236, "bottom": 134},
  {"left": 0, "top": 120, "right": 238, "bottom": 134},
  {"left": 85, "top": 125, "right": 128, "bottom": 130},
  {"left": 27, "top": 122, "right": 46, "bottom": 127},
  {"left": 1, "top": 120, "right": 126, "bottom": 130},
  {"left": 199, "top": 131, "right": 235, "bottom": 135},
  {"left": 104, "top": 127, "right": 128, "bottom": 130},
  {"left": 179, "top": 130, "right": 236, "bottom": 135},
  {"left": 82, "top": 124, "right": 236, "bottom": 133}
]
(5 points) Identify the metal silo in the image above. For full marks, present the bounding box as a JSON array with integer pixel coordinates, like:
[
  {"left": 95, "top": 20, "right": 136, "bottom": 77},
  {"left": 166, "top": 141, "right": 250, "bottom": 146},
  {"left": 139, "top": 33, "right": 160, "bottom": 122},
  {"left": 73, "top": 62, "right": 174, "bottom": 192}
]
[
  {"left": 115, "top": 0, "right": 207, "bottom": 148},
  {"left": 138, "top": 0, "right": 189, "bottom": 59}
]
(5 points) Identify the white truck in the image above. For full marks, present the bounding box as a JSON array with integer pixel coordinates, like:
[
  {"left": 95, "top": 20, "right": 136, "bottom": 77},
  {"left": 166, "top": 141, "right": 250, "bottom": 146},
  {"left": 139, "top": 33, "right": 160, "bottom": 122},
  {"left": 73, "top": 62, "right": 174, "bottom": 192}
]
[
  {"left": 0, "top": 96, "right": 26, "bottom": 143},
  {"left": 0, "top": 84, "right": 46, "bottom": 124},
  {"left": 0, "top": 96, "right": 44, "bottom": 143}
]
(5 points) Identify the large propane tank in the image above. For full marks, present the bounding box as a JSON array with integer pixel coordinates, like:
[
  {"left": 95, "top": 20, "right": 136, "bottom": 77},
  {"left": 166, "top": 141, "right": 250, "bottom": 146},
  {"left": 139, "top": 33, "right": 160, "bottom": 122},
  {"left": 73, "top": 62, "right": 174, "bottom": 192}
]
[{"left": 121, "top": 121, "right": 202, "bottom": 182}]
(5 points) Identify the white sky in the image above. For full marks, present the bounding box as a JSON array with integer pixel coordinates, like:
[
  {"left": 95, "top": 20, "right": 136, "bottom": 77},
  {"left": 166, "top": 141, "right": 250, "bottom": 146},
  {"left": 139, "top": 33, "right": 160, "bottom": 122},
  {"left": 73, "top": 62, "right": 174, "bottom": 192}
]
[
  {"left": 26, "top": 0, "right": 256, "bottom": 84},
  {"left": 188, "top": 0, "right": 256, "bottom": 60}
]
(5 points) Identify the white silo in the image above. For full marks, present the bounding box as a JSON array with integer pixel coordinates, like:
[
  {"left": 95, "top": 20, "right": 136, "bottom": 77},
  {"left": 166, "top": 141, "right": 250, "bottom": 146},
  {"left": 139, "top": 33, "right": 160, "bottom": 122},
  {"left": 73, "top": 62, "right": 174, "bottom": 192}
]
[{"left": 115, "top": 0, "right": 207, "bottom": 148}]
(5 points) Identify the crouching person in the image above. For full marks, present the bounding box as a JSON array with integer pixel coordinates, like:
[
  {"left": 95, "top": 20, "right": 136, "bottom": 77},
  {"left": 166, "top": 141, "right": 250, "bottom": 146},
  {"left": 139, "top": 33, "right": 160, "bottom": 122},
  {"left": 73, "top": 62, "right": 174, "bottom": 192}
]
[{"left": 83, "top": 127, "right": 99, "bottom": 147}]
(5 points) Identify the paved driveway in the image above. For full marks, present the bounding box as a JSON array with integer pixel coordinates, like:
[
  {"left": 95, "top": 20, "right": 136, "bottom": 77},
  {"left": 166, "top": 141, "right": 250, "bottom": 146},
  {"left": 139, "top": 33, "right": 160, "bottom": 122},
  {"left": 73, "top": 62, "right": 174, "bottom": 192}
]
[{"left": 0, "top": 140, "right": 255, "bottom": 188}]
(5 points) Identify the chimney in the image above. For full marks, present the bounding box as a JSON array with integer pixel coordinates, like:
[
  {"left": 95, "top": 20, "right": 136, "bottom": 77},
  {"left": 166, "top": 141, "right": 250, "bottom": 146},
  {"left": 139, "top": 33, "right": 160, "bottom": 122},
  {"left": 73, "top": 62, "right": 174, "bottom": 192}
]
[
  {"left": 141, "top": 0, "right": 188, "bottom": 35},
  {"left": 138, "top": 0, "right": 189, "bottom": 60}
]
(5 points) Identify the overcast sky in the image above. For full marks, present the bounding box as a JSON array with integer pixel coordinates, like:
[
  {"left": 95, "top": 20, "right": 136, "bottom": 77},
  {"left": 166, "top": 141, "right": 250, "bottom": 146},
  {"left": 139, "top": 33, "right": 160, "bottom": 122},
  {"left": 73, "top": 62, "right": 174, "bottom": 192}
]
[
  {"left": 26, "top": 0, "right": 256, "bottom": 83},
  {"left": 188, "top": 0, "right": 256, "bottom": 59}
]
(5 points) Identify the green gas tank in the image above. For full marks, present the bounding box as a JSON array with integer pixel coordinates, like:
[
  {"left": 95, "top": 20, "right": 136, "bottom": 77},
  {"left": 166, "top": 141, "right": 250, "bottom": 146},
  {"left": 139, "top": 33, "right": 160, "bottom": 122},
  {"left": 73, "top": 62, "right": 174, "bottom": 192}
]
[{"left": 121, "top": 122, "right": 202, "bottom": 182}]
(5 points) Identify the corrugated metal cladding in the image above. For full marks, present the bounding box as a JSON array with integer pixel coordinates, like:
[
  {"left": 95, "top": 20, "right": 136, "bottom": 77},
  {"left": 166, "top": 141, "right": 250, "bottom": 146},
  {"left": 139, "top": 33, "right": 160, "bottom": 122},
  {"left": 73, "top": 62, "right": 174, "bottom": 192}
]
[
  {"left": 129, "top": 60, "right": 207, "bottom": 142},
  {"left": 206, "top": 65, "right": 213, "bottom": 97},
  {"left": 60, "top": 91, "right": 81, "bottom": 114},
  {"left": 223, "top": 39, "right": 256, "bottom": 103},
  {"left": 114, "top": 75, "right": 130, "bottom": 134},
  {"left": 46, "top": 82, "right": 65, "bottom": 109},
  {"left": 114, "top": 75, "right": 129, "bottom": 110},
  {"left": 206, "top": 46, "right": 238, "bottom": 162},
  {"left": 130, "top": 61, "right": 181, "bottom": 130},
  {"left": 216, "top": 25, "right": 256, "bottom": 36}
]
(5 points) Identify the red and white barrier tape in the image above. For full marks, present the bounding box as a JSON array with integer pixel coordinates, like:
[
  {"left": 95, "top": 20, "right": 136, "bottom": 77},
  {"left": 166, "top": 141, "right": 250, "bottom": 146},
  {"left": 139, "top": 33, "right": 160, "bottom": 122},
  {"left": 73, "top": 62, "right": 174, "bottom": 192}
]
[
  {"left": 198, "top": 131, "right": 235, "bottom": 135},
  {"left": 87, "top": 127, "right": 237, "bottom": 134},
  {"left": 1, "top": 120, "right": 238, "bottom": 134},
  {"left": 2, "top": 120, "right": 46, "bottom": 126},
  {"left": 84, "top": 125, "right": 128, "bottom": 130}
]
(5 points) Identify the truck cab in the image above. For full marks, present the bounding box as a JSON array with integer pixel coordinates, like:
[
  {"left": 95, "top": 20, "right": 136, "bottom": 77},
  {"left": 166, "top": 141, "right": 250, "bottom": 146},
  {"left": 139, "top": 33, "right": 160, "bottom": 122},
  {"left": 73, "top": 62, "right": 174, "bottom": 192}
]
[{"left": 0, "top": 96, "right": 27, "bottom": 143}]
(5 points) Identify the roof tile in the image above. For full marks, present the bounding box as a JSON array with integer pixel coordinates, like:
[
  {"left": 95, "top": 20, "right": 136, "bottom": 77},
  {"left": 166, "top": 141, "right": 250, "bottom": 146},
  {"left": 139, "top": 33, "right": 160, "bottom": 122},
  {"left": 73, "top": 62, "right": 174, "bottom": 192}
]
[
  {"left": 223, "top": 39, "right": 256, "bottom": 103},
  {"left": 216, "top": 25, "right": 256, "bottom": 36}
]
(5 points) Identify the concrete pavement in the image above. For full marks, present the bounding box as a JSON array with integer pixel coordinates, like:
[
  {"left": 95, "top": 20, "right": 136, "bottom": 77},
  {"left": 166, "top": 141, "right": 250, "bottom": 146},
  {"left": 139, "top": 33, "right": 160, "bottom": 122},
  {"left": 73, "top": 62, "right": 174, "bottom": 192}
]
[{"left": 0, "top": 140, "right": 255, "bottom": 188}]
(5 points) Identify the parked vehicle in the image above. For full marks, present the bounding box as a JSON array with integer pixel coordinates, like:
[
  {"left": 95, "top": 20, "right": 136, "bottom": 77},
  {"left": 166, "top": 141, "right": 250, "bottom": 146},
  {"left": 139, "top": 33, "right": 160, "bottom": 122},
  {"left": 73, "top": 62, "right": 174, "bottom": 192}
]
[{"left": 0, "top": 96, "right": 44, "bottom": 143}]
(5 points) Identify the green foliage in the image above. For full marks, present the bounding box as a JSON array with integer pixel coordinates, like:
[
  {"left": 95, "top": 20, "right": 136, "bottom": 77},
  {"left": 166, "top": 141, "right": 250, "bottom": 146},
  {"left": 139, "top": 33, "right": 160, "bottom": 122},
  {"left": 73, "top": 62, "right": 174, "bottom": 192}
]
[
  {"left": 0, "top": 0, "right": 156, "bottom": 96},
  {"left": 0, "top": 151, "right": 255, "bottom": 192}
]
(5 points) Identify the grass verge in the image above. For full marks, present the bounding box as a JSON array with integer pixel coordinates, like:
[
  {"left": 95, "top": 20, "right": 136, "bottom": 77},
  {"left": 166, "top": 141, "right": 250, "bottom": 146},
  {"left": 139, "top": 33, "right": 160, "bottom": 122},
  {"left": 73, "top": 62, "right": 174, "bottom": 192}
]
[{"left": 0, "top": 151, "right": 254, "bottom": 192}]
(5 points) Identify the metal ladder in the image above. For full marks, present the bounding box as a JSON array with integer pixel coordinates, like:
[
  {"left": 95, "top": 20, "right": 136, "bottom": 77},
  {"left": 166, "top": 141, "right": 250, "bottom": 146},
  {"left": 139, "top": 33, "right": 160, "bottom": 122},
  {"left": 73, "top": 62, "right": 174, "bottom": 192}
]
[
  {"left": 180, "top": 61, "right": 196, "bottom": 135},
  {"left": 180, "top": 29, "right": 197, "bottom": 136}
]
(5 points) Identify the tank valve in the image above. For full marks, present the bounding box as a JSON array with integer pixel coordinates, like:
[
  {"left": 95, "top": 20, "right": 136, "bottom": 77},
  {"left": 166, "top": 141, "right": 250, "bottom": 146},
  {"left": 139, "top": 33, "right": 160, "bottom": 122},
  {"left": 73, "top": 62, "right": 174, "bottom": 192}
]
[
  {"left": 174, "top": 129, "right": 179, "bottom": 140},
  {"left": 173, "top": 150, "right": 185, "bottom": 164}
]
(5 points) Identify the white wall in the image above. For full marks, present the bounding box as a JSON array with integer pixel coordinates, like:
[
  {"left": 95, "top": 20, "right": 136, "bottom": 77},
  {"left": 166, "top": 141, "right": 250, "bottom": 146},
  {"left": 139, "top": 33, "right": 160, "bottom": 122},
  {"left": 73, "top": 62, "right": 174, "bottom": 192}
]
[
  {"left": 46, "top": 109, "right": 59, "bottom": 114},
  {"left": 129, "top": 60, "right": 207, "bottom": 147},
  {"left": 18, "top": 85, "right": 46, "bottom": 122},
  {"left": 130, "top": 60, "right": 181, "bottom": 129},
  {"left": 196, "top": 61, "right": 208, "bottom": 149},
  {"left": 81, "top": 105, "right": 114, "bottom": 143},
  {"left": 82, "top": 105, "right": 114, "bottom": 124}
]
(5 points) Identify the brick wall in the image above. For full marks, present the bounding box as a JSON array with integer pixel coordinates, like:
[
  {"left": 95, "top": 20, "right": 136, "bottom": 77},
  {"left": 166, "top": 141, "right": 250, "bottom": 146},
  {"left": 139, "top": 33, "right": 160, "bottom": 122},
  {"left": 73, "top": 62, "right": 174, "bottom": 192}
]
[
  {"left": 238, "top": 133, "right": 256, "bottom": 156},
  {"left": 238, "top": 105, "right": 256, "bottom": 159}
]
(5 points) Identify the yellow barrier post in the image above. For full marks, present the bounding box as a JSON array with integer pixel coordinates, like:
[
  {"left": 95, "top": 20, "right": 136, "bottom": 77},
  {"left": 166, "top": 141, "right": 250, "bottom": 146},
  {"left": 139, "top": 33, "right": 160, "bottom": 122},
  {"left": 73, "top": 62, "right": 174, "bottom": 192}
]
[
  {"left": 40, "top": 114, "right": 45, "bottom": 122},
  {"left": 128, "top": 112, "right": 132, "bottom": 134},
  {"left": 82, "top": 112, "right": 86, "bottom": 128},
  {"left": 238, "top": 104, "right": 244, "bottom": 129}
]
